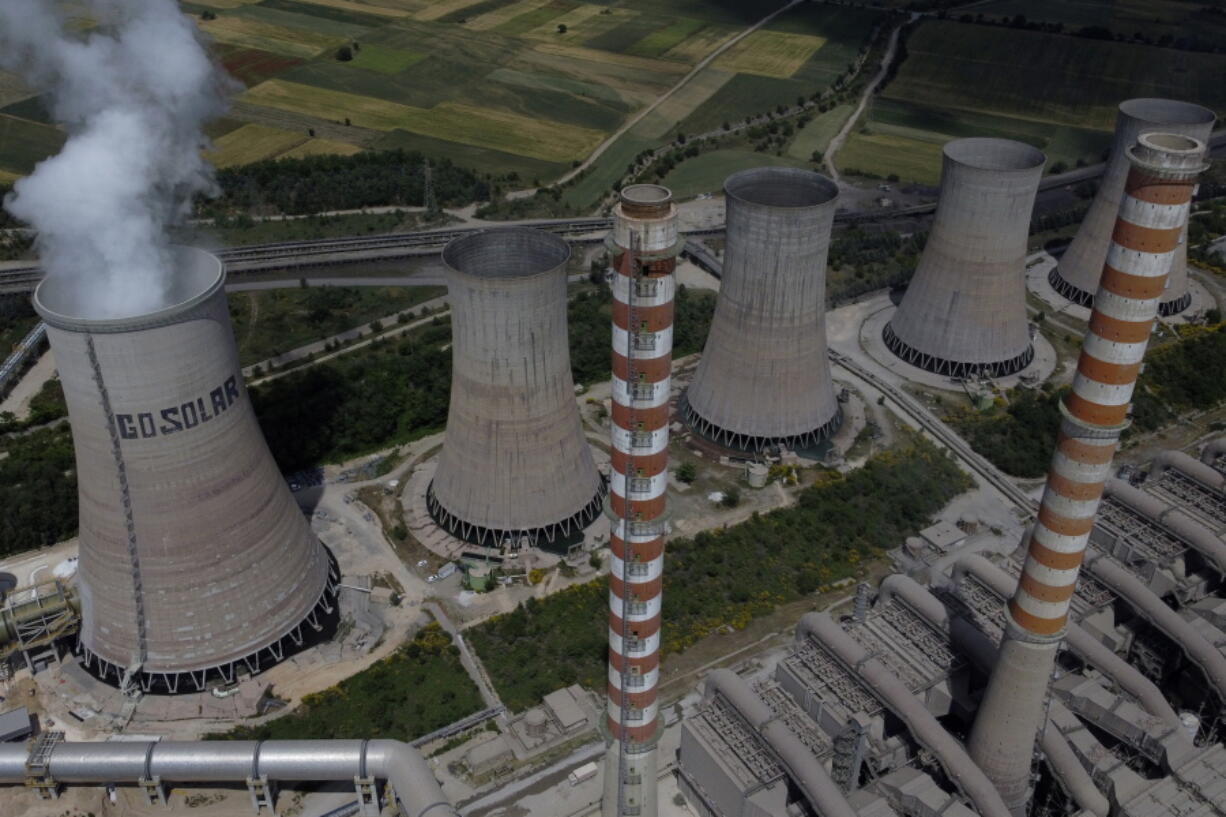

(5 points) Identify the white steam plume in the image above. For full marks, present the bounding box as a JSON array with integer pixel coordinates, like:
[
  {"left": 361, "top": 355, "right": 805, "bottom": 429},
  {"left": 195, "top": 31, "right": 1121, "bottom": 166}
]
[{"left": 0, "top": 0, "right": 230, "bottom": 318}]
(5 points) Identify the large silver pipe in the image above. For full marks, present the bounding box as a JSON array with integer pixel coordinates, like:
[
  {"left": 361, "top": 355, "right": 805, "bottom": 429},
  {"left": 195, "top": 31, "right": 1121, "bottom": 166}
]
[
  {"left": 1103, "top": 479, "right": 1226, "bottom": 577},
  {"left": 1201, "top": 437, "right": 1226, "bottom": 471},
  {"left": 1085, "top": 553, "right": 1226, "bottom": 702},
  {"left": 705, "top": 669, "right": 858, "bottom": 817},
  {"left": 1150, "top": 450, "right": 1226, "bottom": 493},
  {"left": 954, "top": 554, "right": 1181, "bottom": 730},
  {"left": 877, "top": 575, "right": 1110, "bottom": 817},
  {"left": 797, "top": 613, "right": 1011, "bottom": 817},
  {"left": 0, "top": 739, "right": 455, "bottom": 817}
]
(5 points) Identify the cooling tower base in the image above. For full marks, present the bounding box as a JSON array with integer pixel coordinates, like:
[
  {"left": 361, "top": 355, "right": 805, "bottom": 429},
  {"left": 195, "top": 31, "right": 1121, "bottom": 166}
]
[
  {"left": 1047, "top": 266, "right": 1095, "bottom": 308},
  {"left": 78, "top": 554, "right": 340, "bottom": 696},
  {"left": 426, "top": 479, "right": 608, "bottom": 553},
  {"left": 883, "top": 321, "right": 1034, "bottom": 380},
  {"left": 1158, "top": 291, "right": 1193, "bottom": 317},
  {"left": 681, "top": 396, "right": 843, "bottom": 455}
]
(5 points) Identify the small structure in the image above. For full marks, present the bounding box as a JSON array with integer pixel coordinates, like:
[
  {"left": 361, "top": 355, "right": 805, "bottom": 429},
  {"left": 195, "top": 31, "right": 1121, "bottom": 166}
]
[
  {"left": 465, "top": 736, "right": 514, "bottom": 777},
  {"left": 919, "top": 521, "right": 967, "bottom": 553},
  {"left": 544, "top": 685, "right": 588, "bottom": 734},
  {"left": 0, "top": 708, "right": 31, "bottom": 743},
  {"left": 746, "top": 463, "right": 769, "bottom": 488}
]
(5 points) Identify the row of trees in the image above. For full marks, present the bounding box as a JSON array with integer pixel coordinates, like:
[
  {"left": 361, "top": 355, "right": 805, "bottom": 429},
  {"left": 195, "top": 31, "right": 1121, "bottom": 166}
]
[
  {"left": 201, "top": 149, "right": 489, "bottom": 218},
  {"left": 470, "top": 439, "right": 971, "bottom": 711}
]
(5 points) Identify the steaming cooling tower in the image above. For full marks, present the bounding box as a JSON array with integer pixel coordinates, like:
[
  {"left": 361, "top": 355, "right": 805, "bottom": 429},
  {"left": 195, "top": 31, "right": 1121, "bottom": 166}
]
[
  {"left": 427, "top": 228, "right": 605, "bottom": 548},
  {"left": 683, "top": 168, "right": 841, "bottom": 452},
  {"left": 34, "top": 248, "right": 335, "bottom": 693},
  {"left": 883, "top": 138, "right": 1044, "bottom": 378},
  {"left": 1050, "top": 98, "right": 1214, "bottom": 316}
]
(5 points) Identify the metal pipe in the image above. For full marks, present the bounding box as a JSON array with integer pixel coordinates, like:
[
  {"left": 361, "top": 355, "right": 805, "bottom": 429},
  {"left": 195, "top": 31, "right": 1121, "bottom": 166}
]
[
  {"left": 797, "top": 613, "right": 1011, "bottom": 817},
  {"left": 1103, "top": 478, "right": 1226, "bottom": 577},
  {"left": 1151, "top": 450, "right": 1226, "bottom": 492},
  {"left": 0, "top": 739, "right": 455, "bottom": 817},
  {"left": 967, "top": 133, "right": 1207, "bottom": 814},
  {"left": 1200, "top": 437, "right": 1226, "bottom": 471},
  {"left": 954, "top": 554, "right": 1182, "bottom": 731},
  {"left": 878, "top": 575, "right": 1110, "bottom": 817},
  {"left": 1085, "top": 553, "right": 1226, "bottom": 701},
  {"left": 705, "top": 669, "right": 858, "bottom": 817}
]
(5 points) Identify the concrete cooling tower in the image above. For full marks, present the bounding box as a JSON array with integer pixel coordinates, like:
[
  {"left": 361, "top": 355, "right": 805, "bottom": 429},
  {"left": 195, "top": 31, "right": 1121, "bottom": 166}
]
[
  {"left": 683, "top": 168, "right": 842, "bottom": 452},
  {"left": 427, "top": 228, "right": 605, "bottom": 549},
  {"left": 1050, "top": 98, "right": 1214, "bottom": 316},
  {"left": 884, "top": 138, "right": 1044, "bottom": 378},
  {"left": 34, "top": 248, "right": 335, "bottom": 694}
]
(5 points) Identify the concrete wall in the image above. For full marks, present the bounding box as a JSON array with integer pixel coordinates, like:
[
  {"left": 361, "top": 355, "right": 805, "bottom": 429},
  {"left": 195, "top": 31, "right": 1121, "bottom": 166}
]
[
  {"left": 35, "top": 248, "right": 330, "bottom": 679},
  {"left": 684, "top": 167, "right": 841, "bottom": 450},
  {"left": 430, "top": 228, "right": 602, "bottom": 543},
  {"left": 885, "top": 138, "right": 1044, "bottom": 377}
]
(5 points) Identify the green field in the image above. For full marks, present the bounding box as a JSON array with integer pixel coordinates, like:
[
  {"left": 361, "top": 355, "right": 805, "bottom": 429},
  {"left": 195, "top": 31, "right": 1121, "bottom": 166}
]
[
  {"left": 972, "top": 0, "right": 1226, "bottom": 46},
  {"left": 838, "top": 19, "right": 1226, "bottom": 183},
  {"left": 662, "top": 148, "right": 809, "bottom": 199},
  {"left": 786, "top": 103, "right": 853, "bottom": 161}
]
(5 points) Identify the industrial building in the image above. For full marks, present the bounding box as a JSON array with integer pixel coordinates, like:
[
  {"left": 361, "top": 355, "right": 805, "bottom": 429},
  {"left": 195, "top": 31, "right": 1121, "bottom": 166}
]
[
  {"left": 678, "top": 134, "right": 1223, "bottom": 817},
  {"left": 33, "top": 247, "right": 336, "bottom": 694},
  {"left": 883, "top": 138, "right": 1044, "bottom": 378},
  {"left": 683, "top": 167, "right": 842, "bottom": 452},
  {"left": 1050, "top": 98, "right": 1215, "bottom": 316},
  {"left": 427, "top": 228, "right": 606, "bottom": 550},
  {"left": 604, "top": 185, "right": 683, "bottom": 817},
  {"left": 678, "top": 433, "right": 1226, "bottom": 817}
]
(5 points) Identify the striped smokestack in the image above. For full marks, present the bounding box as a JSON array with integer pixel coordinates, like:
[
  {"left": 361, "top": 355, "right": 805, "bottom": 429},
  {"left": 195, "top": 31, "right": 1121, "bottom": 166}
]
[
  {"left": 967, "top": 132, "right": 1208, "bottom": 813},
  {"left": 602, "top": 185, "right": 680, "bottom": 817}
]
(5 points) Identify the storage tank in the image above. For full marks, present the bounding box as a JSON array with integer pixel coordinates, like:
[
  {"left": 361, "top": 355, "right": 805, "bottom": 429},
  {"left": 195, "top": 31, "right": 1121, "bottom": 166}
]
[
  {"left": 427, "top": 228, "right": 605, "bottom": 550},
  {"left": 1050, "top": 98, "right": 1214, "bottom": 316},
  {"left": 34, "top": 247, "right": 335, "bottom": 693}
]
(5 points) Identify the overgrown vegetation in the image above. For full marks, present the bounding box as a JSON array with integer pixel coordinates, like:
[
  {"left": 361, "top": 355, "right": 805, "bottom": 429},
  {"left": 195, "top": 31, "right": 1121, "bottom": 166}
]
[
  {"left": 211, "top": 623, "right": 481, "bottom": 742},
  {"left": 252, "top": 320, "right": 453, "bottom": 473},
  {"left": 469, "top": 440, "right": 971, "bottom": 711},
  {"left": 0, "top": 425, "right": 77, "bottom": 557},
  {"left": 199, "top": 150, "right": 488, "bottom": 218},
  {"left": 828, "top": 229, "right": 926, "bottom": 305},
  {"left": 946, "top": 387, "right": 1065, "bottom": 478}
]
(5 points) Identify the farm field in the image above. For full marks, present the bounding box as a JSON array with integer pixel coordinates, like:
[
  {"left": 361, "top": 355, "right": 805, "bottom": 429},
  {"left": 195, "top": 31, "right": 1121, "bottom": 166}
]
[
  {"left": 786, "top": 103, "right": 854, "bottom": 161},
  {"left": 662, "top": 148, "right": 809, "bottom": 200},
  {"left": 207, "top": 122, "right": 309, "bottom": 167},
  {"left": 972, "top": 0, "right": 1226, "bottom": 46},
  {"left": 837, "top": 19, "right": 1226, "bottom": 183}
]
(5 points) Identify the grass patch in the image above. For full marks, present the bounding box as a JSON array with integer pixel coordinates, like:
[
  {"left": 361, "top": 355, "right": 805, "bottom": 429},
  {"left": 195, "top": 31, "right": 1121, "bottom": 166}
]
[
  {"left": 523, "top": 5, "right": 631, "bottom": 42},
  {"left": 277, "top": 0, "right": 411, "bottom": 21},
  {"left": 466, "top": 0, "right": 552, "bottom": 31},
  {"left": 373, "top": 128, "right": 565, "bottom": 185},
  {"left": 661, "top": 23, "right": 738, "bottom": 62},
  {"left": 349, "top": 43, "right": 428, "bottom": 73},
  {"left": 278, "top": 138, "right": 365, "bottom": 159},
  {"left": 626, "top": 17, "right": 706, "bottom": 58},
  {"left": 559, "top": 132, "right": 655, "bottom": 210},
  {"left": 662, "top": 148, "right": 808, "bottom": 199},
  {"left": 210, "top": 623, "right": 483, "bottom": 741},
  {"left": 530, "top": 42, "right": 689, "bottom": 76},
  {"left": 786, "top": 103, "right": 853, "bottom": 160},
  {"left": 196, "top": 14, "right": 347, "bottom": 59},
  {"left": 0, "top": 115, "right": 64, "bottom": 176},
  {"left": 228, "top": 284, "right": 446, "bottom": 366},
  {"left": 838, "top": 129, "right": 945, "bottom": 185},
  {"left": 207, "top": 123, "right": 308, "bottom": 167},
  {"left": 242, "top": 79, "right": 605, "bottom": 162},
  {"left": 469, "top": 439, "right": 972, "bottom": 711},
  {"left": 714, "top": 29, "right": 827, "bottom": 78},
  {"left": 635, "top": 68, "right": 736, "bottom": 140},
  {"left": 232, "top": 2, "right": 376, "bottom": 36}
]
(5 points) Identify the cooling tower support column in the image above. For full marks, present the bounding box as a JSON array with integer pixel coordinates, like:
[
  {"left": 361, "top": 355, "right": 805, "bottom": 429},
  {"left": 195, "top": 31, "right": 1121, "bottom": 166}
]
[
  {"left": 602, "top": 185, "right": 681, "bottom": 817},
  {"left": 683, "top": 168, "right": 842, "bottom": 452},
  {"left": 967, "top": 133, "right": 1208, "bottom": 815},
  {"left": 884, "top": 138, "right": 1044, "bottom": 379},
  {"left": 428, "top": 228, "right": 605, "bottom": 550},
  {"left": 1050, "top": 99, "right": 1214, "bottom": 316}
]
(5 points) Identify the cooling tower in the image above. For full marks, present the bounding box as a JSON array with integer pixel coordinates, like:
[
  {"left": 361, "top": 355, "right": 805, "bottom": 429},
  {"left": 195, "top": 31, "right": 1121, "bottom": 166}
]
[
  {"left": 683, "top": 168, "right": 841, "bottom": 451},
  {"left": 34, "top": 248, "right": 335, "bottom": 693},
  {"left": 969, "top": 133, "right": 1208, "bottom": 812},
  {"left": 427, "top": 228, "right": 604, "bottom": 548},
  {"left": 884, "top": 138, "right": 1044, "bottom": 378},
  {"left": 1050, "top": 98, "right": 1214, "bottom": 316}
]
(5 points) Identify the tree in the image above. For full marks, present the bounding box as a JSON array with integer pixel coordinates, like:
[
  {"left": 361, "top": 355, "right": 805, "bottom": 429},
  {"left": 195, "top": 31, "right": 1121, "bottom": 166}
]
[
  {"left": 811, "top": 150, "right": 824, "bottom": 164},
  {"left": 557, "top": 23, "right": 568, "bottom": 33},
  {"left": 336, "top": 46, "right": 353, "bottom": 62},
  {"left": 201, "top": 10, "right": 216, "bottom": 20},
  {"left": 676, "top": 462, "right": 697, "bottom": 484}
]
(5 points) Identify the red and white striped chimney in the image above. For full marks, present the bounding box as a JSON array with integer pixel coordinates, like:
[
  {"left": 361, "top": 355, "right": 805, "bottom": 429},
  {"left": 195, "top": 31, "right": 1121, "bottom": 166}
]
[
  {"left": 603, "top": 185, "right": 680, "bottom": 817},
  {"left": 968, "top": 132, "right": 1208, "bottom": 813}
]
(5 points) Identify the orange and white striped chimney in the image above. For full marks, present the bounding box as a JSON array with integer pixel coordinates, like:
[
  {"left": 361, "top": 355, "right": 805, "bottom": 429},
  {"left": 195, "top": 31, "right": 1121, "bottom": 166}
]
[
  {"left": 968, "top": 132, "right": 1208, "bottom": 813},
  {"left": 602, "top": 185, "right": 680, "bottom": 817}
]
